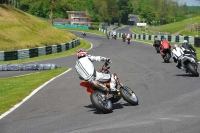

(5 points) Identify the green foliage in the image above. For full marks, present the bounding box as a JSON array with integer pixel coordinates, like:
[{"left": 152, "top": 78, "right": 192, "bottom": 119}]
[
  {"left": 116, "top": 0, "right": 133, "bottom": 24},
  {"left": 134, "top": 0, "right": 199, "bottom": 25},
  {"left": 17, "top": 0, "right": 133, "bottom": 25}
]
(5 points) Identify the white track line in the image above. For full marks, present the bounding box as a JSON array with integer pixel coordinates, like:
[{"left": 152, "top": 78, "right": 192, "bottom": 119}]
[{"left": 0, "top": 68, "right": 72, "bottom": 120}]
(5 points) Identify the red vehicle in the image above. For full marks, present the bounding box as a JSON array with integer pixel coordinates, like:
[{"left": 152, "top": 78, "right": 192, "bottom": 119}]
[
  {"left": 160, "top": 39, "right": 171, "bottom": 63},
  {"left": 80, "top": 61, "right": 138, "bottom": 114}
]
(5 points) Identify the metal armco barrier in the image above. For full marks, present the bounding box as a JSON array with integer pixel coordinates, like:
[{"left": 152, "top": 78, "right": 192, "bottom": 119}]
[{"left": 0, "top": 39, "right": 80, "bottom": 61}]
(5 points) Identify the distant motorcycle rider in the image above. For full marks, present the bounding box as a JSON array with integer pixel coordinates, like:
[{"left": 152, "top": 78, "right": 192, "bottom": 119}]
[
  {"left": 182, "top": 40, "right": 196, "bottom": 52},
  {"left": 82, "top": 31, "right": 86, "bottom": 35},
  {"left": 182, "top": 40, "right": 196, "bottom": 57},
  {"left": 75, "top": 49, "right": 117, "bottom": 92},
  {"left": 126, "top": 34, "right": 131, "bottom": 40},
  {"left": 171, "top": 44, "right": 186, "bottom": 69},
  {"left": 160, "top": 38, "right": 171, "bottom": 56},
  {"left": 122, "top": 33, "right": 126, "bottom": 38},
  {"left": 112, "top": 31, "right": 117, "bottom": 38},
  {"left": 153, "top": 38, "right": 161, "bottom": 47}
]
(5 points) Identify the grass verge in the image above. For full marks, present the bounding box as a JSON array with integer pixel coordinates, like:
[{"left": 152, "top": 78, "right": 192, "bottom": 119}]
[
  {"left": 0, "top": 68, "right": 68, "bottom": 115},
  {"left": 0, "top": 39, "right": 91, "bottom": 116}
]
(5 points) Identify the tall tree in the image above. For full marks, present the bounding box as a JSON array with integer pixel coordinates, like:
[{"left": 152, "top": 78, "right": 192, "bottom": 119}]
[{"left": 116, "top": 0, "right": 133, "bottom": 24}]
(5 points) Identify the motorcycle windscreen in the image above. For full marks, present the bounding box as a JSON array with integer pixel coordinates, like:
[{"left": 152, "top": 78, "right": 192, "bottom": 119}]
[{"left": 80, "top": 82, "right": 94, "bottom": 94}]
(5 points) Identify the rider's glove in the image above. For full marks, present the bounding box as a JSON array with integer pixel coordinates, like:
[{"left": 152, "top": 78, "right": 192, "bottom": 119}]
[{"left": 106, "top": 58, "right": 112, "bottom": 63}]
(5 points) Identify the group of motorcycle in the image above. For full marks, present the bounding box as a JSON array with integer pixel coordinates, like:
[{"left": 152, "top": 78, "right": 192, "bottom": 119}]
[
  {"left": 122, "top": 34, "right": 131, "bottom": 44},
  {"left": 107, "top": 33, "right": 117, "bottom": 40},
  {"left": 106, "top": 33, "right": 131, "bottom": 44},
  {"left": 153, "top": 40, "right": 199, "bottom": 77}
]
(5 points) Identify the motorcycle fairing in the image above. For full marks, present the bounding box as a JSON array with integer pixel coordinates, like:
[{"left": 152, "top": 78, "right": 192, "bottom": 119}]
[{"left": 80, "top": 81, "right": 94, "bottom": 94}]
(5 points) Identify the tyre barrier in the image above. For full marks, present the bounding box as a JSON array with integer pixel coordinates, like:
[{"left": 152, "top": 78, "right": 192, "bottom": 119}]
[
  {"left": 0, "top": 39, "right": 80, "bottom": 61},
  {"left": 0, "top": 63, "right": 60, "bottom": 71}
]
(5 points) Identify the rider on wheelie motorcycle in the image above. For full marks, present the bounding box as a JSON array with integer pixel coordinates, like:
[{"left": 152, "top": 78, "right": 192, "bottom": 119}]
[{"left": 75, "top": 49, "right": 118, "bottom": 92}]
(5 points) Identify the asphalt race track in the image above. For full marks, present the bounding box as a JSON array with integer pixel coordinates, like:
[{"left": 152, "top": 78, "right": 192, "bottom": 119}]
[{"left": 1, "top": 26, "right": 200, "bottom": 133}]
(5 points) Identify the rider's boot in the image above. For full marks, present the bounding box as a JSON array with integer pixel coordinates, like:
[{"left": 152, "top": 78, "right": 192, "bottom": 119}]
[
  {"left": 109, "top": 74, "right": 119, "bottom": 91},
  {"left": 176, "top": 60, "right": 182, "bottom": 69}
]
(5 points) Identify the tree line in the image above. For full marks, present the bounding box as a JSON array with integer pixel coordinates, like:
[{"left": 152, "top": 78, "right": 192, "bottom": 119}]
[
  {"left": 133, "top": 0, "right": 200, "bottom": 25},
  {"left": 1, "top": 0, "right": 200, "bottom": 25}
]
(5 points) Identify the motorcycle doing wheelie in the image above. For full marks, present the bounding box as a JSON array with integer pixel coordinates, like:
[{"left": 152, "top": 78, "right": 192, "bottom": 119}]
[
  {"left": 80, "top": 61, "right": 139, "bottom": 114},
  {"left": 179, "top": 49, "right": 199, "bottom": 77}
]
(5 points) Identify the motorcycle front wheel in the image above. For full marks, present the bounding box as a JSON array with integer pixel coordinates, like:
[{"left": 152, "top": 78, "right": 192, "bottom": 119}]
[
  {"left": 90, "top": 90, "right": 113, "bottom": 114},
  {"left": 120, "top": 86, "right": 139, "bottom": 105},
  {"left": 187, "top": 63, "right": 199, "bottom": 77}
]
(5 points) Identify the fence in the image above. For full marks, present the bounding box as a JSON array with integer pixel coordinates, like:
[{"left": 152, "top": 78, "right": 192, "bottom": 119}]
[
  {"left": 0, "top": 39, "right": 80, "bottom": 61},
  {"left": 99, "top": 28, "right": 195, "bottom": 44},
  {"left": 54, "top": 24, "right": 89, "bottom": 30}
]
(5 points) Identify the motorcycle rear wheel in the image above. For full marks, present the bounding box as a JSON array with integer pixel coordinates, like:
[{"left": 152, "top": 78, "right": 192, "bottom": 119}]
[
  {"left": 120, "top": 86, "right": 138, "bottom": 105},
  {"left": 90, "top": 90, "right": 113, "bottom": 114},
  {"left": 164, "top": 53, "right": 170, "bottom": 63},
  {"left": 155, "top": 47, "right": 160, "bottom": 53},
  {"left": 187, "top": 63, "right": 199, "bottom": 77}
]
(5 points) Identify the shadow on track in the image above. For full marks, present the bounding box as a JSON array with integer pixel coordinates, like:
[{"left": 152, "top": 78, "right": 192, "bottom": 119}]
[
  {"left": 175, "top": 74, "right": 195, "bottom": 77},
  {"left": 84, "top": 103, "right": 124, "bottom": 114}
]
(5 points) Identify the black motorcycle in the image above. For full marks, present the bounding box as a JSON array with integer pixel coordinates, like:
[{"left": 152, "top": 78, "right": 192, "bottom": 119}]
[
  {"left": 127, "top": 38, "right": 130, "bottom": 44},
  {"left": 113, "top": 34, "right": 117, "bottom": 40},
  {"left": 162, "top": 48, "right": 171, "bottom": 63},
  {"left": 82, "top": 32, "right": 86, "bottom": 36},
  {"left": 107, "top": 34, "right": 110, "bottom": 39},
  {"left": 153, "top": 44, "right": 160, "bottom": 53}
]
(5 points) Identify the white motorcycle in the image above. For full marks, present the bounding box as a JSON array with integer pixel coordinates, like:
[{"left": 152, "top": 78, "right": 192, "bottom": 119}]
[{"left": 180, "top": 50, "right": 199, "bottom": 77}]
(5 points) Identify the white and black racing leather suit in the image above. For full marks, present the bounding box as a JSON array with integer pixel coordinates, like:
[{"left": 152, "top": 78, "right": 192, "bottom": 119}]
[
  {"left": 75, "top": 55, "right": 116, "bottom": 91},
  {"left": 172, "top": 47, "right": 185, "bottom": 68}
]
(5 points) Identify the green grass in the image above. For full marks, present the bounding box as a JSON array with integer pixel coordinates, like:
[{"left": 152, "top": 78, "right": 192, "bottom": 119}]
[
  {"left": 0, "top": 39, "right": 91, "bottom": 116},
  {"left": 0, "top": 5, "right": 76, "bottom": 51},
  {"left": 0, "top": 39, "right": 90, "bottom": 64},
  {"left": 0, "top": 4, "right": 92, "bottom": 116},
  {"left": 0, "top": 68, "right": 68, "bottom": 115},
  {"left": 147, "top": 15, "right": 200, "bottom": 35}
]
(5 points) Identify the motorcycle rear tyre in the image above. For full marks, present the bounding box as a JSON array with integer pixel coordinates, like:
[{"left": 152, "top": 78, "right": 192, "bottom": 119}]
[
  {"left": 155, "top": 47, "right": 160, "bottom": 53},
  {"left": 90, "top": 90, "right": 113, "bottom": 114},
  {"left": 164, "top": 53, "right": 170, "bottom": 63}
]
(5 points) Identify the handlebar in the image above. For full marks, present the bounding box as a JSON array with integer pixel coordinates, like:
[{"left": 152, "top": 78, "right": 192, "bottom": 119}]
[{"left": 99, "top": 61, "right": 111, "bottom": 73}]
